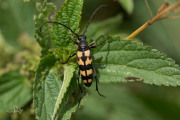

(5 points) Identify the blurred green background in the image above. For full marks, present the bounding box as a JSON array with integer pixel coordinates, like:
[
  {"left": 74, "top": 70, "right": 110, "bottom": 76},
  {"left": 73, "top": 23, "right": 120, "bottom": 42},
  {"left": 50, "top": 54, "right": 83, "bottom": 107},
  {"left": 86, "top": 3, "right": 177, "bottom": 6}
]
[{"left": 0, "top": 0, "right": 180, "bottom": 120}]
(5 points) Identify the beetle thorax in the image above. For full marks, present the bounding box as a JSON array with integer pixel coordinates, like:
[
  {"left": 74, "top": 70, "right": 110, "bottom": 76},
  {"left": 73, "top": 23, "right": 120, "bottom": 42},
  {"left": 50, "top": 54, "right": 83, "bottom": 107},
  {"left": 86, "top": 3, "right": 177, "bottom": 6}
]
[{"left": 78, "top": 40, "right": 88, "bottom": 51}]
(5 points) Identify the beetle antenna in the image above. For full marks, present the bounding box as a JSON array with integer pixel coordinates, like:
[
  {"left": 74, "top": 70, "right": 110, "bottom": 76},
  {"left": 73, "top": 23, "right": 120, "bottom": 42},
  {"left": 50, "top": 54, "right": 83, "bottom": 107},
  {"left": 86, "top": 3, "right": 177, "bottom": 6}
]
[
  {"left": 40, "top": 21, "right": 79, "bottom": 37},
  {"left": 83, "top": 5, "right": 108, "bottom": 35}
]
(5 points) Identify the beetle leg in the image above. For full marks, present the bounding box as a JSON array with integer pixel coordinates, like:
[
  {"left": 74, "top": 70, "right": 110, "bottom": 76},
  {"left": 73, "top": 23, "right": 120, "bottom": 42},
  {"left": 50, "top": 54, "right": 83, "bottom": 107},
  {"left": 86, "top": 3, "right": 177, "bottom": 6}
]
[
  {"left": 93, "top": 68, "right": 105, "bottom": 98},
  {"left": 88, "top": 41, "right": 97, "bottom": 47},
  {"left": 89, "top": 37, "right": 108, "bottom": 49},
  {"left": 76, "top": 70, "right": 83, "bottom": 111},
  {"left": 61, "top": 52, "right": 76, "bottom": 64},
  {"left": 88, "top": 37, "right": 103, "bottom": 47},
  {"left": 68, "top": 30, "right": 78, "bottom": 45}
]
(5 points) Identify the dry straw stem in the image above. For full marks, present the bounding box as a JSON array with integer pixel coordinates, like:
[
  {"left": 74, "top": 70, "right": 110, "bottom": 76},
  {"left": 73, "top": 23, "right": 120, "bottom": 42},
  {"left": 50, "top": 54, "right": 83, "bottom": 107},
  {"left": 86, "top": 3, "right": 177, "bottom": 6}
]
[{"left": 126, "top": 1, "right": 180, "bottom": 39}]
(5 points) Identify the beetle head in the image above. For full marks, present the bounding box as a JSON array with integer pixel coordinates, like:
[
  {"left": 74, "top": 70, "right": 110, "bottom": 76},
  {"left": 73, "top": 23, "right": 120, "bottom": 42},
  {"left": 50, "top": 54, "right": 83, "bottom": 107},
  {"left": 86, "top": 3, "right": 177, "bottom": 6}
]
[{"left": 78, "top": 35, "right": 86, "bottom": 41}]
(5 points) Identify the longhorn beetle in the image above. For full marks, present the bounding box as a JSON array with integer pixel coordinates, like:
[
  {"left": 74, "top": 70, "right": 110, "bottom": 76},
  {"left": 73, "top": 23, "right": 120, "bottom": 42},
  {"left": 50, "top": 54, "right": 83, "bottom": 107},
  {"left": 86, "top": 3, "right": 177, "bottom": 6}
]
[{"left": 40, "top": 5, "right": 108, "bottom": 110}]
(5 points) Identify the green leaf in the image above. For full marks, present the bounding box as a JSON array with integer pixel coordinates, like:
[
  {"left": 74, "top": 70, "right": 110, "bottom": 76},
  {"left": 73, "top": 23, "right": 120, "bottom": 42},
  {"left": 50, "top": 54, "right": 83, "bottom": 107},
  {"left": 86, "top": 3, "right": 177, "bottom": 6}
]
[
  {"left": 35, "top": 69, "right": 62, "bottom": 120},
  {"left": 51, "top": 0, "right": 83, "bottom": 47},
  {"left": 55, "top": 67, "right": 87, "bottom": 120},
  {"left": 33, "top": 54, "right": 56, "bottom": 95},
  {"left": 0, "top": 71, "right": 32, "bottom": 112},
  {"left": 92, "top": 35, "right": 180, "bottom": 86},
  {"left": 51, "top": 64, "right": 75, "bottom": 120},
  {"left": 118, "top": 0, "right": 134, "bottom": 15},
  {"left": 52, "top": 66, "right": 87, "bottom": 120},
  {"left": 34, "top": 53, "right": 81, "bottom": 120},
  {"left": 33, "top": 54, "right": 57, "bottom": 117},
  {"left": 34, "top": 0, "right": 56, "bottom": 56}
]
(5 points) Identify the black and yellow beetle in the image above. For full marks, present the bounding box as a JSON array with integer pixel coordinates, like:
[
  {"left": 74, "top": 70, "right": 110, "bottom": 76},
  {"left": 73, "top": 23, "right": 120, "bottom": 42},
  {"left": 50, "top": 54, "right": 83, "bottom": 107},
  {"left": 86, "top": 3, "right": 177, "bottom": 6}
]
[{"left": 40, "top": 5, "right": 107, "bottom": 109}]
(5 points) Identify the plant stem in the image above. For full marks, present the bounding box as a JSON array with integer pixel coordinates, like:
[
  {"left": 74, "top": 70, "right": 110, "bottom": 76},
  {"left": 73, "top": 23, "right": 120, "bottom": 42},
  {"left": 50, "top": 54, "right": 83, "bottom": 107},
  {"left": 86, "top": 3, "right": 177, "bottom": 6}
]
[
  {"left": 126, "top": 1, "right": 180, "bottom": 39},
  {"left": 126, "top": 21, "right": 150, "bottom": 39}
]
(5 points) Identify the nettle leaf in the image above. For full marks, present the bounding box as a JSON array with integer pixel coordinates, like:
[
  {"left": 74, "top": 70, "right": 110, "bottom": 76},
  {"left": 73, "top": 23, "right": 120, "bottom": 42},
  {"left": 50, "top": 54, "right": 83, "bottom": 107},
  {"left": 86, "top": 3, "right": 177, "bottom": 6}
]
[
  {"left": 33, "top": 54, "right": 57, "bottom": 118},
  {"left": 0, "top": 71, "right": 32, "bottom": 112},
  {"left": 34, "top": 54, "right": 56, "bottom": 96},
  {"left": 93, "top": 36, "right": 180, "bottom": 86},
  {"left": 34, "top": 0, "right": 56, "bottom": 56},
  {"left": 51, "top": 64, "right": 75, "bottom": 120},
  {"left": 36, "top": 69, "right": 62, "bottom": 120},
  {"left": 34, "top": 54, "right": 83, "bottom": 119},
  {"left": 51, "top": 0, "right": 83, "bottom": 47},
  {"left": 35, "top": 63, "right": 81, "bottom": 120},
  {"left": 118, "top": 0, "right": 134, "bottom": 15},
  {"left": 53, "top": 65, "right": 88, "bottom": 120}
]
